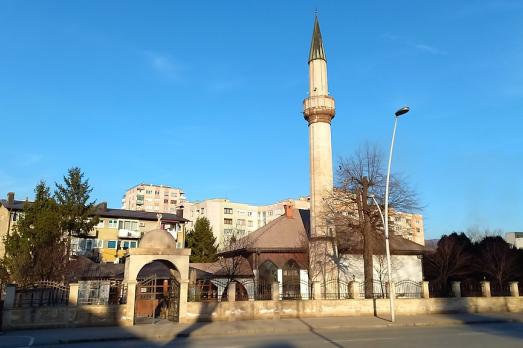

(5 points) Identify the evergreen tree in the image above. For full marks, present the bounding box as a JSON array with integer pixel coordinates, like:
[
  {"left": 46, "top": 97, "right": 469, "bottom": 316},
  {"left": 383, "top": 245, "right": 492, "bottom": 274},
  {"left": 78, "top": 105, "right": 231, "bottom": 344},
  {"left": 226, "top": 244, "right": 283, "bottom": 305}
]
[
  {"left": 186, "top": 217, "right": 218, "bottom": 263},
  {"left": 54, "top": 167, "right": 97, "bottom": 254},
  {"left": 2, "top": 181, "right": 67, "bottom": 285}
]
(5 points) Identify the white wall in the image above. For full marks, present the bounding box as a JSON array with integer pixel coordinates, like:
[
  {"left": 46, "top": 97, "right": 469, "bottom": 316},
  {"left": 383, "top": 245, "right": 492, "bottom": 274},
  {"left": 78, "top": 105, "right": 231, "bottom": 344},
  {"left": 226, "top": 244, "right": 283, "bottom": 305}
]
[{"left": 339, "top": 254, "right": 422, "bottom": 283}]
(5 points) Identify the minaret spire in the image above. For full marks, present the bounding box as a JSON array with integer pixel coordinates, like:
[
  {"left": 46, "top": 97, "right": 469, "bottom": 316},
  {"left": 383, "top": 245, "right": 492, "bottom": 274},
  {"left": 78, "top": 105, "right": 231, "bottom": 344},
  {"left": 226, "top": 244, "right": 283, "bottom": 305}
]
[
  {"left": 303, "top": 16, "right": 337, "bottom": 283},
  {"left": 308, "top": 16, "right": 326, "bottom": 63}
]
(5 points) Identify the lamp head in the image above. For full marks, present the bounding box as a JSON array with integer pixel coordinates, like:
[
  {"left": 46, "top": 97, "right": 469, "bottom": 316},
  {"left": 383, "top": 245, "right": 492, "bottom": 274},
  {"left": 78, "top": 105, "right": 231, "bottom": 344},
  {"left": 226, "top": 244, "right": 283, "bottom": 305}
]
[{"left": 395, "top": 106, "right": 410, "bottom": 117}]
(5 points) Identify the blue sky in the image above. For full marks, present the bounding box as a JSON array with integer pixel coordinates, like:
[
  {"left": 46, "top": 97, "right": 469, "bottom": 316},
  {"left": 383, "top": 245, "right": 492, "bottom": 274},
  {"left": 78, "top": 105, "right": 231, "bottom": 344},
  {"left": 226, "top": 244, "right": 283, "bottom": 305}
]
[{"left": 1, "top": 1, "right": 522, "bottom": 239}]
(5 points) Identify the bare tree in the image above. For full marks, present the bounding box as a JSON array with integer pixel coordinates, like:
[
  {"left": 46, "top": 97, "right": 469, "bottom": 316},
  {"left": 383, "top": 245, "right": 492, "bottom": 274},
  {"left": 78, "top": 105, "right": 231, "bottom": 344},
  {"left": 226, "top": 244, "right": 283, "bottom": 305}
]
[
  {"left": 477, "top": 236, "right": 519, "bottom": 287},
  {"left": 465, "top": 225, "right": 503, "bottom": 243},
  {"left": 324, "top": 144, "right": 419, "bottom": 297},
  {"left": 423, "top": 233, "right": 473, "bottom": 295},
  {"left": 216, "top": 233, "right": 254, "bottom": 283}
]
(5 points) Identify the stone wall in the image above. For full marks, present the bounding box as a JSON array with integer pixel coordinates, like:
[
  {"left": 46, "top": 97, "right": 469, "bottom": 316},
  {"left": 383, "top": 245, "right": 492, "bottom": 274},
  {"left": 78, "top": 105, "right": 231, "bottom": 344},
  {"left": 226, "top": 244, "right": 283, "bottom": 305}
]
[
  {"left": 2, "top": 305, "right": 127, "bottom": 330},
  {"left": 186, "top": 297, "right": 523, "bottom": 323}
]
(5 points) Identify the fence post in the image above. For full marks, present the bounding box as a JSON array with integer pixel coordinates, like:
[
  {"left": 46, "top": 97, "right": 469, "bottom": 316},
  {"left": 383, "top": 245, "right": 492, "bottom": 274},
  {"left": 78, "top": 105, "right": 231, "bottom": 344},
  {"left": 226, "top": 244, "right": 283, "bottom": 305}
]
[
  {"left": 4, "top": 284, "right": 16, "bottom": 309},
  {"left": 509, "top": 282, "right": 519, "bottom": 297},
  {"left": 271, "top": 281, "right": 280, "bottom": 301},
  {"left": 68, "top": 283, "right": 79, "bottom": 306},
  {"left": 312, "top": 281, "right": 322, "bottom": 300},
  {"left": 349, "top": 281, "right": 360, "bottom": 299},
  {"left": 481, "top": 281, "right": 491, "bottom": 297},
  {"left": 124, "top": 281, "right": 137, "bottom": 326},
  {"left": 227, "top": 282, "right": 236, "bottom": 302},
  {"left": 451, "top": 281, "right": 461, "bottom": 298},
  {"left": 421, "top": 281, "right": 430, "bottom": 299}
]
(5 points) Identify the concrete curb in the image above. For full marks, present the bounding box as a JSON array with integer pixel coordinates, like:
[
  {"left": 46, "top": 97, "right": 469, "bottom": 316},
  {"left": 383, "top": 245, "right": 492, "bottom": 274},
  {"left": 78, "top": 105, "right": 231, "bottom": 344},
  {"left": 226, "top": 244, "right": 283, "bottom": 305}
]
[{"left": 43, "top": 317, "right": 523, "bottom": 345}]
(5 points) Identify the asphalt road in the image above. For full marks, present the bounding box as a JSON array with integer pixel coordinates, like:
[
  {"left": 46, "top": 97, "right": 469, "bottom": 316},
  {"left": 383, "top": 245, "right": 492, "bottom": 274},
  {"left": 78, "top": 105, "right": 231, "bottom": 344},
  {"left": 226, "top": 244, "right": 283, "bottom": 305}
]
[{"left": 7, "top": 322, "right": 521, "bottom": 348}]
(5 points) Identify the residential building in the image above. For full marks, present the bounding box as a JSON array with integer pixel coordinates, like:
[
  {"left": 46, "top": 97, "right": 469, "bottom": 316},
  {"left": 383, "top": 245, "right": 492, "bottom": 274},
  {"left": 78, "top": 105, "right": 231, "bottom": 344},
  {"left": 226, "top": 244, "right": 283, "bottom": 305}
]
[
  {"left": 183, "top": 199, "right": 260, "bottom": 248},
  {"left": 73, "top": 203, "right": 188, "bottom": 263},
  {"left": 0, "top": 192, "right": 26, "bottom": 257},
  {"left": 121, "top": 183, "right": 187, "bottom": 214},
  {"left": 183, "top": 197, "right": 310, "bottom": 249},
  {"left": 0, "top": 192, "right": 188, "bottom": 263},
  {"left": 505, "top": 232, "right": 523, "bottom": 249},
  {"left": 389, "top": 211, "right": 425, "bottom": 246}
]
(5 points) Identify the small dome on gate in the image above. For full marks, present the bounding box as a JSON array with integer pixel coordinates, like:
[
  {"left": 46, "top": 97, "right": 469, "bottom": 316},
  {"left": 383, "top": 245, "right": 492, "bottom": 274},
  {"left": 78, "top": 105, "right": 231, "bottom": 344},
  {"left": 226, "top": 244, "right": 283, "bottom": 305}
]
[{"left": 140, "top": 228, "right": 177, "bottom": 249}]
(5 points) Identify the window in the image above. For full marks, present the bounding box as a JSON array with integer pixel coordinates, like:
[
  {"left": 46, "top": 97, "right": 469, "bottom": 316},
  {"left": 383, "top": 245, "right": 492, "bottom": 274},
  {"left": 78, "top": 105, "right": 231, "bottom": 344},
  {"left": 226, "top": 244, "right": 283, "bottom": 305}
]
[
  {"left": 268, "top": 211, "right": 273, "bottom": 216},
  {"left": 11, "top": 212, "right": 17, "bottom": 222},
  {"left": 248, "top": 220, "right": 254, "bottom": 227},
  {"left": 224, "top": 208, "right": 233, "bottom": 214},
  {"left": 224, "top": 218, "right": 233, "bottom": 225},
  {"left": 118, "top": 220, "right": 138, "bottom": 231},
  {"left": 171, "top": 192, "right": 177, "bottom": 197},
  {"left": 107, "top": 240, "right": 117, "bottom": 249},
  {"left": 170, "top": 200, "right": 176, "bottom": 204},
  {"left": 247, "top": 211, "right": 253, "bottom": 217},
  {"left": 146, "top": 190, "right": 153, "bottom": 194},
  {"left": 108, "top": 219, "right": 118, "bottom": 228},
  {"left": 201, "top": 208, "right": 204, "bottom": 214},
  {"left": 237, "top": 219, "right": 246, "bottom": 226},
  {"left": 164, "top": 199, "right": 169, "bottom": 203},
  {"left": 130, "top": 241, "right": 137, "bottom": 248},
  {"left": 154, "top": 190, "right": 160, "bottom": 196},
  {"left": 96, "top": 219, "right": 104, "bottom": 228}
]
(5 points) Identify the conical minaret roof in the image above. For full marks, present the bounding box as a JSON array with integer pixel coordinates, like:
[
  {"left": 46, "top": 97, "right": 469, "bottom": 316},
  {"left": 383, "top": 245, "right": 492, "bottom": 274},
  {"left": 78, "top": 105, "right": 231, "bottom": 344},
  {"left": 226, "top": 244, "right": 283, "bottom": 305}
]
[{"left": 308, "top": 16, "right": 326, "bottom": 63}]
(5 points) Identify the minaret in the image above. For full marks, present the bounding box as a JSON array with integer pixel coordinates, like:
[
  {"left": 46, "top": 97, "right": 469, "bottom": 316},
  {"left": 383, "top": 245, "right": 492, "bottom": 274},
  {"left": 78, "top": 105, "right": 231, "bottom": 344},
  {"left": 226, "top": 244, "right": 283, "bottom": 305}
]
[{"left": 303, "top": 16, "right": 337, "bottom": 282}]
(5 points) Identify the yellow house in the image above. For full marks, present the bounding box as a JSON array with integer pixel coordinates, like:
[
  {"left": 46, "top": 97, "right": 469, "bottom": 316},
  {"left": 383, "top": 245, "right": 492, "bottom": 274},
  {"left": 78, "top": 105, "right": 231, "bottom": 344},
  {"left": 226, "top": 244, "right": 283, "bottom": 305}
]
[
  {"left": 73, "top": 202, "right": 188, "bottom": 263},
  {"left": 0, "top": 193, "right": 188, "bottom": 263}
]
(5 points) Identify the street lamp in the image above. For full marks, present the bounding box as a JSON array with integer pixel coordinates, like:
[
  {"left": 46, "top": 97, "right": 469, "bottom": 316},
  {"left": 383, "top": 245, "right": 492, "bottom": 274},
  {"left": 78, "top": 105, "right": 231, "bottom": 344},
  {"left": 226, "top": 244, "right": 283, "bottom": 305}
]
[{"left": 383, "top": 106, "right": 410, "bottom": 322}]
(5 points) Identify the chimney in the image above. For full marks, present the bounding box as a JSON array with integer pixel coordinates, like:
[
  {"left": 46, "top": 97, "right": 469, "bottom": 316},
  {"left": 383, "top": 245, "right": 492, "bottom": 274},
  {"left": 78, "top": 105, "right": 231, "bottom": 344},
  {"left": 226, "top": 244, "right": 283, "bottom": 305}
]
[
  {"left": 284, "top": 203, "right": 294, "bottom": 218},
  {"left": 7, "top": 192, "right": 14, "bottom": 205},
  {"left": 99, "top": 202, "right": 107, "bottom": 211},
  {"left": 176, "top": 206, "right": 184, "bottom": 219}
]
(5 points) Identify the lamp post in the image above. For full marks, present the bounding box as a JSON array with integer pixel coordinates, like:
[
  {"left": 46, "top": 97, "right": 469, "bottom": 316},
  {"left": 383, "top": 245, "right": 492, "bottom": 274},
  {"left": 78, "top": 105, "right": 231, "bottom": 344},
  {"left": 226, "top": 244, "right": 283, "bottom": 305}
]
[{"left": 383, "top": 106, "right": 410, "bottom": 322}]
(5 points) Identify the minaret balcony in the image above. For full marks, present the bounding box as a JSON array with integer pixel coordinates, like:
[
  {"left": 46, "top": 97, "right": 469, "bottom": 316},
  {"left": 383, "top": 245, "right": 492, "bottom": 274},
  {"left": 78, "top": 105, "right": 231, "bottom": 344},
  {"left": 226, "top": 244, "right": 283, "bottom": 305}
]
[{"left": 303, "top": 95, "right": 336, "bottom": 123}]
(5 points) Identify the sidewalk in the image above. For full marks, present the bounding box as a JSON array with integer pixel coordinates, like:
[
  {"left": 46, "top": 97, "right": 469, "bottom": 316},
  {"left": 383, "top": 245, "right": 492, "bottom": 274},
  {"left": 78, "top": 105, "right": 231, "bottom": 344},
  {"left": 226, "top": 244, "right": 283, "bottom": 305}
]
[{"left": 3, "top": 312, "right": 523, "bottom": 346}]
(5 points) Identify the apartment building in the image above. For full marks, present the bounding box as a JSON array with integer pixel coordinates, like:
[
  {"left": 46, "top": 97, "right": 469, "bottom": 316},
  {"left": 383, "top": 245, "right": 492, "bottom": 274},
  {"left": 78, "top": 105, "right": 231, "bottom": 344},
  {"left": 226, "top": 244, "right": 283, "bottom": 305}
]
[
  {"left": 121, "top": 183, "right": 187, "bottom": 214},
  {"left": 390, "top": 211, "right": 425, "bottom": 246},
  {"left": 505, "top": 232, "right": 523, "bottom": 249},
  {"left": 183, "top": 197, "right": 311, "bottom": 249}
]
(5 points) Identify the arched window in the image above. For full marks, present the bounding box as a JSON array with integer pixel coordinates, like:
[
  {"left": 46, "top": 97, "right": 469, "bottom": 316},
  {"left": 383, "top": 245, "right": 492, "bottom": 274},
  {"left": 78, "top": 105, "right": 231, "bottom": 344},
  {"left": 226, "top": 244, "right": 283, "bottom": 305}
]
[
  {"left": 282, "top": 259, "right": 301, "bottom": 299},
  {"left": 258, "top": 260, "right": 278, "bottom": 283}
]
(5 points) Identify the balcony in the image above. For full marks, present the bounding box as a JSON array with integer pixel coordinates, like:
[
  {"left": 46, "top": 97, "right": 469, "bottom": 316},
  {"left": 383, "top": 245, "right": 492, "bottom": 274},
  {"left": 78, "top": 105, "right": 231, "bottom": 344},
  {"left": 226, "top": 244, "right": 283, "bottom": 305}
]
[{"left": 118, "top": 229, "right": 142, "bottom": 239}]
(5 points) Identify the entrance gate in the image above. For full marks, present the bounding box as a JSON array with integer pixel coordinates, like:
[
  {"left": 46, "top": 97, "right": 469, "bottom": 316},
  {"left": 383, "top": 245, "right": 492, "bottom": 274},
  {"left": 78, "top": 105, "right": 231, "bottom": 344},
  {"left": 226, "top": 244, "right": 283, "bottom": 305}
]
[{"left": 134, "top": 275, "right": 180, "bottom": 323}]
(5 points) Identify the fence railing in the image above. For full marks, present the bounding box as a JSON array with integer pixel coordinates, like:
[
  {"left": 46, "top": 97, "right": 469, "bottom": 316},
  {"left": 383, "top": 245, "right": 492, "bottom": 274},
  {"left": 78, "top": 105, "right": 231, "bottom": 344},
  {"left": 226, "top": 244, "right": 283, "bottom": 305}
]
[
  {"left": 395, "top": 280, "right": 422, "bottom": 298},
  {"left": 428, "top": 281, "right": 452, "bottom": 298},
  {"left": 460, "top": 280, "right": 482, "bottom": 297},
  {"left": 281, "top": 280, "right": 311, "bottom": 300},
  {"left": 358, "top": 280, "right": 388, "bottom": 299},
  {"left": 321, "top": 279, "right": 350, "bottom": 299},
  {"left": 14, "top": 281, "right": 69, "bottom": 307},
  {"left": 78, "top": 280, "right": 127, "bottom": 305},
  {"left": 491, "top": 282, "right": 511, "bottom": 297}
]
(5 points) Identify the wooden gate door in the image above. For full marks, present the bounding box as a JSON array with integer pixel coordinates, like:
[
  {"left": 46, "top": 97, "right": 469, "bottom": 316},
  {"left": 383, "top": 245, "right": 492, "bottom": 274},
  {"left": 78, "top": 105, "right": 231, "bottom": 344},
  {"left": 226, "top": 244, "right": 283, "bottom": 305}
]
[
  {"left": 134, "top": 275, "right": 158, "bottom": 322},
  {"left": 167, "top": 278, "right": 180, "bottom": 322}
]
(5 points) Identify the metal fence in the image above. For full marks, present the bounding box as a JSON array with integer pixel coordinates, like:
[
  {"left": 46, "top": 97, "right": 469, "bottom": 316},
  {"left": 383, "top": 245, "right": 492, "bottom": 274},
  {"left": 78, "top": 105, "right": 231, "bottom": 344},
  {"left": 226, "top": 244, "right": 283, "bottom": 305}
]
[
  {"left": 78, "top": 280, "right": 127, "bottom": 305},
  {"left": 491, "top": 282, "right": 511, "bottom": 297},
  {"left": 428, "top": 281, "right": 452, "bottom": 298},
  {"left": 395, "top": 280, "right": 422, "bottom": 298},
  {"left": 14, "top": 281, "right": 69, "bottom": 307},
  {"left": 460, "top": 280, "right": 482, "bottom": 297},
  {"left": 188, "top": 279, "right": 229, "bottom": 302},
  {"left": 321, "top": 279, "right": 350, "bottom": 299},
  {"left": 358, "top": 280, "right": 388, "bottom": 299}
]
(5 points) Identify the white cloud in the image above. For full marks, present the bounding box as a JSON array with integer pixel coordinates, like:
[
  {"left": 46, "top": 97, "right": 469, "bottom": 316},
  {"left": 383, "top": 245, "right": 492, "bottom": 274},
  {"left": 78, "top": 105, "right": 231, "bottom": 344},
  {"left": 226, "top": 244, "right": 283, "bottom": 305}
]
[{"left": 144, "top": 51, "right": 181, "bottom": 80}]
